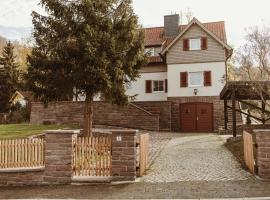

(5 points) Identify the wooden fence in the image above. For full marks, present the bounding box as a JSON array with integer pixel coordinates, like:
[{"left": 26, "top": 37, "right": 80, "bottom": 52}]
[
  {"left": 0, "top": 138, "right": 45, "bottom": 169},
  {"left": 73, "top": 136, "right": 112, "bottom": 177},
  {"left": 136, "top": 133, "right": 149, "bottom": 177},
  {"left": 243, "top": 131, "right": 256, "bottom": 174}
]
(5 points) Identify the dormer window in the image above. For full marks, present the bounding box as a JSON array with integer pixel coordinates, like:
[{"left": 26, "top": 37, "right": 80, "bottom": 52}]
[
  {"left": 145, "top": 48, "right": 155, "bottom": 56},
  {"left": 189, "top": 38, "right": 201, "bottom": 51}
]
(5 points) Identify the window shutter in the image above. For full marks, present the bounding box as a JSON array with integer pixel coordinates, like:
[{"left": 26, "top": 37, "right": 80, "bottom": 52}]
[
  {"left": 180, "top": 72, "right": 188, "bottom": 87},
  {"left": 165, "top": 79, "right": 168, "bottom": 93},
  {"left": 145, "top": 80, "right": 152, "bottom": 93},
  {"left": 204, "top": 71, "right": 212, "bottom": 86},
  {"left": 201, "top": 37, "right": 208, "bottom": 50},
  {"left": 183, "top": 39, "right": 189, "bottom": 51}
]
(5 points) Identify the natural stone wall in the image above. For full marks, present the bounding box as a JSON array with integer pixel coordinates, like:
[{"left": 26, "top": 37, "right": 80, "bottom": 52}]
[
  {"left": 111, "top": 130, "right": 137, "bottom": 181},
  {"left": 168, "top": 96, "right": 224, "bottom": 132},
  {"left": 254, "top": 129, "right": 270, "bottom": 181},
  {"left": 31, "top": 101, "right": 159, "bottom": 131},
  {"left": 133, "top": 101, "right": 172, "bottom": 131},
  {"left": 0, "top": 169, "right": 44, "bottom": 186},
  {"left": 43, "top": 130, "right": 76, "bottom": 184}
]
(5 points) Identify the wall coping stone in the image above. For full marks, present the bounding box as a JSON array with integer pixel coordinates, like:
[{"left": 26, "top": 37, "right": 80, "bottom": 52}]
[
  {"left": 111, "top": 130, "right": 139, "bottom": 134},
  {"left": 72, "top": 176, "right": 112, "bottom": 183},
  {"left": 253, "top": 129, "right": 270, "bottom": 133},
  {"left": 44, "top": 130, "right": 81, "bottom": 134},
  {"left": 0, "top": 167, "right": 45, "bottom": 173}
]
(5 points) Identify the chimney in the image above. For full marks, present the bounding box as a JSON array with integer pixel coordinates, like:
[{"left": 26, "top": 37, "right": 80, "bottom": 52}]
[{"left": 164, "top": 14, "right": 180, "bottom": 37}]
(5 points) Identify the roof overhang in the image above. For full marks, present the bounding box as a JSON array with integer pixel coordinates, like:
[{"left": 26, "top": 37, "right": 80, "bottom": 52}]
[{"left": 220, "top": 81, "right": 270, "bottom": 100}]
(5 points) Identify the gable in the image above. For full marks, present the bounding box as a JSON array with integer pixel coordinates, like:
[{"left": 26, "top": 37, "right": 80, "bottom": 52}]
[{"left": 167, "top": 24, "right": 226, "bottom": 64}]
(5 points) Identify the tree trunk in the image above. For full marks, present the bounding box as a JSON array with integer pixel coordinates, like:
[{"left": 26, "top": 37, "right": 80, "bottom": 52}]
[{"left": 84, "top": 97, "right": 93, "bottom": 137}]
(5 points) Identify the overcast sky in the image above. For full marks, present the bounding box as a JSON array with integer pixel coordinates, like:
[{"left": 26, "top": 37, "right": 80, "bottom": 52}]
[{"left": 0, "top": 0, "right": 269, "bottom": 48}]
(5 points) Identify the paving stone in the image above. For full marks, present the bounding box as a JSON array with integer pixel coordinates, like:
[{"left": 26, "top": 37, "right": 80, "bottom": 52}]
[{"left": 142, "top": 134, "right": 254, "bottom": 182}]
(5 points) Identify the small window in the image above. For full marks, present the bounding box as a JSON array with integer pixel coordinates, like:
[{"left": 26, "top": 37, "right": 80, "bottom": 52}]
[
  {"left": 189, "top": 72, "right": 203, "bottom": 87},
  {"left": 189, "top": 38, "right": 201, "bottom": 51},
  {"left": 153, "top": 80, "right": 164, "bottom": 92},
  {"left": 145, "top": 48, "right": 155, "bottom": 56}
]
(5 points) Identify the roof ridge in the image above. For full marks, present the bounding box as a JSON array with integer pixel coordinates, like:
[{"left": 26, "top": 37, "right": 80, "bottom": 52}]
[{"left": 143, "top": 21, "right": 225, "bottom": 30}]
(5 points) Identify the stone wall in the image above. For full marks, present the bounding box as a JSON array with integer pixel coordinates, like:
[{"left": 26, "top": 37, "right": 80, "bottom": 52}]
[
  {"left": 168, "top": 96, "right": 224, "bottom": 132},
  {"left": 0, "top": 129, "right": 139, "bottom": 186},
  {"left": 133, "top": 101, "right": 172, "bottom": 131},
  {"left": 0, "top": 169, "right": 44, "bottom": 186},
  {"left": 111, "top": 130, "right": 137, "bottom": 181},
  {"left": 31, "top": 101, "right": 160, "bottom": 131},
  {"left": 254, "top": 129, "right": 270, "bottom": 181}
]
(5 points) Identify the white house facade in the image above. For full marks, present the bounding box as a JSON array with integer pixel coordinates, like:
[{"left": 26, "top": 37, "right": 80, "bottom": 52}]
[{"left": 125, "top": 15, "right": 233, "bottom": 132}]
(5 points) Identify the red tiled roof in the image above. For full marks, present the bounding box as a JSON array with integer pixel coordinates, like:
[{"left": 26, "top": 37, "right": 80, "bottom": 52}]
[{"left": 144, "top": 21, "right": 227, "bottom": 47}]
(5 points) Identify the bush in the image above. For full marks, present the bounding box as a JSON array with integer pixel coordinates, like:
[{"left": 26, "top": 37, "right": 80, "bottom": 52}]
[{"left": 7, "top": 103, "right": 30, "bottom": 124}]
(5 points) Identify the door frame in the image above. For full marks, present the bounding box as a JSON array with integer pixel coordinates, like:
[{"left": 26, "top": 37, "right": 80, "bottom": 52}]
[{"left": 179, "top": 102, "right": 214, "bottom": 133}]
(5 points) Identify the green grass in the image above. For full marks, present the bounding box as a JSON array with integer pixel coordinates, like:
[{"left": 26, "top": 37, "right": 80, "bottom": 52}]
[{"left": 0, "top": 123, "right": 79, "bottom": 139}]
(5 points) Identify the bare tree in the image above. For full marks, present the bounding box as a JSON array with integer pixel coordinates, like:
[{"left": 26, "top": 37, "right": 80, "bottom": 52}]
[{"left": 237, "top": 25, "right": 270, "bottom": 103}]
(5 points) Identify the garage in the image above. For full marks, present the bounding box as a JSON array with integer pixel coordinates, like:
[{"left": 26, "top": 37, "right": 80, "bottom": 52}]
[{"left": 180, "top": 102, "right": 213, "bottom": 132}]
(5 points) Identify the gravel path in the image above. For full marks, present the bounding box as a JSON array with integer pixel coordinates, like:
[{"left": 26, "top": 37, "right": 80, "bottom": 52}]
[{"left": 142, "top": 134, "right": 253, "bottom": 182}]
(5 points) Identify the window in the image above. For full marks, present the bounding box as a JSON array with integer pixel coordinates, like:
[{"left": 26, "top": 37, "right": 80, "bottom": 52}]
[
  {"left": 189, "top": 72, "right": 203, "bottom": 87},
  {"left": 189, "top": 38, "right": 201, "bottom": 51},
  {"left": 153, "top": 80, "right": 164, "bottom": 92},
  {"left": 145, "top": 48, "right": 155, "bottom": 56}
]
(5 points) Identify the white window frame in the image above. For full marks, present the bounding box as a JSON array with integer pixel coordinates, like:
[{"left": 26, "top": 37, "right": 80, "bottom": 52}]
[
  {"left": 189, "top": 38, "right": 201, "bottom": 51},
  {"left": 145, "top": 47, "right": 155, "bottom": 56},
  {"left": 188, "top": 72, "right": 203, "bottom": 87},
  {"left": 152, "top": 80, "right": 165, "bottom": 93}
]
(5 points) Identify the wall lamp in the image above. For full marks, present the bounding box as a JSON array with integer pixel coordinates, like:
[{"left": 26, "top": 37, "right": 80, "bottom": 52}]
[{"left": 194, "top": 89, "right": 199, "bottom": 96}]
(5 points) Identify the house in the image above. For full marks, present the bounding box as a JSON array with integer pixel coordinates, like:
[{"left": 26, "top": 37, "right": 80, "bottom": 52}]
[
  {"left": 125, "top": 15, "right": 233, "bottom": 132},
  {"left": 10, "top": 91, "right": 34, "bottom": 108},
  {"left": 31, "top": 14, "right": 234, "bottom": 133}
]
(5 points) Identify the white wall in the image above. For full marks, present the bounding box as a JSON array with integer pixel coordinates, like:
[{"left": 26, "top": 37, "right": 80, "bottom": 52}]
[
  {"left": 167, "top": 62, "right": 226, "bottom": 97},
  {"left": 126, "top": 72, "right": 168, "bottom": 101}
]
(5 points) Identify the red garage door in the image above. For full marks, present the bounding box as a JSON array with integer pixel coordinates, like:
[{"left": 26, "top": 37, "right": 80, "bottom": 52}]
[{"left": 180, "top": 103, "right": 213, "bottom": 132}]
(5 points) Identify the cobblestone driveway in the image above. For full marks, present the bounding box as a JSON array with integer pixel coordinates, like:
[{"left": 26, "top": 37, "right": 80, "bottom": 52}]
[{"left": 142, "top": 134, "right": 253, "bottom": 182}]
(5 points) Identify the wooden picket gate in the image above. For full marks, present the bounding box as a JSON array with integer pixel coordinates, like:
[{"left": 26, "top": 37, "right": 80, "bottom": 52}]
[
  {"left": 72, "top": 135, "right": 112, "bottom": 177},
  {"left": 243, "top": 131, "right": 256, "bottom": 174},
  {"left": 136, "top": 133, "right": 149, "bottom": 177},
  {"left": 0, "top": 138, "right": 45, "bottom": 169}
]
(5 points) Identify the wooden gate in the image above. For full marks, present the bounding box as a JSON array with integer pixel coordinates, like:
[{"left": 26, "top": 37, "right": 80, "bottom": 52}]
[
  {"left": 136, "top": 133, "right": 149, "bottom": 177},
  {"left": 243, "top": 131, "right": 256, "bottom": 174},
  {"left": 73, "top": 135, "right": 112, "bottom": 177}
]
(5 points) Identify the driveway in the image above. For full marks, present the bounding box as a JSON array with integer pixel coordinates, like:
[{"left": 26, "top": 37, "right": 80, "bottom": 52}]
[{"left": 142, "top": 134, "right": 253, "bottom": 182}]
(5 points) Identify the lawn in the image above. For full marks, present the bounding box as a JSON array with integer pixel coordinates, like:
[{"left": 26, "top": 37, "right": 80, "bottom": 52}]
[{"left": 0, "top": 123, "right": 79, "bottom": 139}]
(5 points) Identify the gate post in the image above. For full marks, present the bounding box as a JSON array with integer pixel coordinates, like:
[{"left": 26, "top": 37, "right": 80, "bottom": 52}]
[
  {"left": 43, "top": 130, "right": 79, "bottom": 184},
  {"left": 111, "top": 130, "right": 138, "bottom": 181},
  {"left": 254, "top": 129, "right": 270, "bottom": 181}
]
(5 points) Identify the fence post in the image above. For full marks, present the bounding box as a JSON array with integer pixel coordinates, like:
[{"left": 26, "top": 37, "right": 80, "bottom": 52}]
[
  {"left": 254, "top": 129, "right": 270, "bottom": 181},
  {"left": 43, "top": 130, "right": 80, "bottom": 184},
  {"left": 111, "top": 130, "right": 138, "bottom": 181}
]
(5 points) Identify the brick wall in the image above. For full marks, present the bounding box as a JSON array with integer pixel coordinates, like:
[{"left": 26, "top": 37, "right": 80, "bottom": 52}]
[
  {"left": 0, "top": 129, "right": 141, "bottom": 186},
  {"left": 254, "top": 129, "right": 270, "bottom": 181},
  {"left": 168, "top": 96, "right": 224, "bottom": 132},
  {"left": 133, "top": 101, "right": 172, "bottom": 131},
  {"left": 111, "top": 130, "right": 137, "bottom": 181},
  {"left": 0, "top": 169, "right": 44, "bottom": 186},
  {"left": 31, "top": 101, "right": 159, "bottom": 131}
]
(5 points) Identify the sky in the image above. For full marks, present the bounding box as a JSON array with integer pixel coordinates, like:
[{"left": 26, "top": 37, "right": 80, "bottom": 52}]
[{"left": 0, "top": 0, "right": 269, "bottom": 48}]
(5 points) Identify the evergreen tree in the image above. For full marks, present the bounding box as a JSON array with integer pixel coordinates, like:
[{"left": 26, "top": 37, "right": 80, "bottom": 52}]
[
  {"left": 26, "top": 0, "right": 147, "bottom": 136},
  {"left": 0, "top": 41, "right": 19, "bottom": 89},
  {"left": 0, "top": 69, "right": 12, "bottom": 112},
  {"left": 0, "top": 41, "right": 19, "bottom": 113}
]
